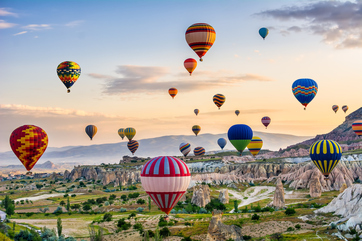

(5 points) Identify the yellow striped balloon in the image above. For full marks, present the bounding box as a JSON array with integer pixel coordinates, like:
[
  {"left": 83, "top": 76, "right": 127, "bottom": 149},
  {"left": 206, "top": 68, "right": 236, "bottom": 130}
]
[
  {"left": 213, "top": 94, "right": 225, "bottom": 109},
  {"left": 168, "top": 87, "right": 178, "bottom": 99},
  {"left": 125, "top": 127, "right": 136, "bottom": 141},
  {"left": 118, "top": 128, "right": 125, "bottom": 140},
  {"left": 352, "top": 120, "right": 362, "bottom": 137},
  {"left": 85, "top": 125, "right": 97, "bottom": 140},
  {"left": 192, "top": 125, "right": 201, "bottom": 136},
  {"left": 184, "top": 58, "right": 197, "bottom": 75},
  {"left": 309, "top": 140, "right": 342, "bottom": 179},
  {"left": 247, "top": 136, "right": 263, "bottom": 157}
]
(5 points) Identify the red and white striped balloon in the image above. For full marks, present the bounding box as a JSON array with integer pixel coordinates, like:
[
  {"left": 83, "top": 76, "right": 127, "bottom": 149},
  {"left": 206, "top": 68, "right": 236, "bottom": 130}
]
[
  {"left": 261, "top": 116, "right": 271, "bottom": 129},
  {"left": 141, "top": 156, "right": 191, "bottom": 215}
]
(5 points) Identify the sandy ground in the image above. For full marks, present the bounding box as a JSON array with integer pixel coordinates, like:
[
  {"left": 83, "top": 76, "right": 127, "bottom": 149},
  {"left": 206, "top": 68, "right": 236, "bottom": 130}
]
[{"left": 15, "top": 193, "right": 84, "bottom": 202}]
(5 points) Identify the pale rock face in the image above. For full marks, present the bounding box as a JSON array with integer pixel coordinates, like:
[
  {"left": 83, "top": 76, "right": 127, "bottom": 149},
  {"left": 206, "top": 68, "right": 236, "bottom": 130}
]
[
  {"left": 218, "top": 189, "right": 229, "bottom": 204},
  {"left": 309, "top": 170, "right": 322, "bottom": 198},
  {"left": 191, "top": 184, "right": 211, "bottom": 207},
  {"left": 206, "top": 210, "right": 243, "bottom": 241},
  {"left": 315, "top": 184, "right": 362, "bottom": 231},
  {"left": 270, "top": 178, "right": 285, "bottom": 209},
  {"left": 340, "top": 183, "right": 348, "bottom": 193}
]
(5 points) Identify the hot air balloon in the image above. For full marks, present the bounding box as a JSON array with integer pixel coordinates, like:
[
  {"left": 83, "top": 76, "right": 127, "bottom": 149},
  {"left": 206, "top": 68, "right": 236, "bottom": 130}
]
[
  {"left": 127, "top": 140, "right": 139, "bottom": 155},
  {"left": 185, "top": 23, "right": 216, "bottom": 62},
  {"left": 352, "top": 120, "right": 362, "bottom": 137},
  {"left": 259, "top": 28, "right": 269, "bottom": 40},
  {"left": 194, "top": 109, "right": 199, "bottom": 116},
  {"left": 247, "top": 136, "right": 263, "bottom": 157},
  {"left": 292, "top": 78, "right": 318, "bottom": 110},
  {"left": 57, "top": 61, "right": 81, "bottom": 93},
  {"left": 141, "top": 156, "right": 191, "bottom": 216},
  {"left": 213, "top": 94, "right": 225, "bottom": 109},
  {"left": 332, "top": 105, "right": 339, "bottom": 113},
  {"left": 184, "top": 58, "right": 197, "bottom": 75},
  {"left": 342, "top": 105, "right": 348, "bottom": 113},
  {"left": 118, "top": 128, "right": 125, "bottom": 140},
  {"left": 192, "top": 125, "right": 201, "bottom": 136},
  {"left": 309, "top": 140, "right": 342, "bottom": 179},
  {"left": 168, "top": 88, "right": 178, "bottom": 99},
  {"left": 261, "top": 116, "right": 271, "bottom": 129},
  {"left": 125, "top": 127, "right": 136, "bottom": 141},
  {"left": 227, "top": 124, "right": 253, "bottom": 154},
  {"left": 217, "top": 138, "right": 227, "bottom": 150},
  {"left": 235, "top": 110, "right": 240, "bottom": 116},
  {"left": 85, "top": 125, "right": 97, "bottom": 140},
  {"left": 179, "top": 143, "right": 191, "bottom": 157},
  {"left": 194, "top": 147, "right": 205, "bottom": 156},
  {"left": 10, "top": 125, "right": 48, "bottom": 174}
]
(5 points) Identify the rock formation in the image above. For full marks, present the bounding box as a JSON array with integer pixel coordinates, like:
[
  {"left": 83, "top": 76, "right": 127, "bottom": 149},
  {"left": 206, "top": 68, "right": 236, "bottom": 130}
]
[
  {"left": 309, "top": 170, "right": 322, "bottom": 198},
  {"left": 218, "top": 189, "right": 229, "bottom": 204},
  {"left": 340, "top": 183, "right": 348, "bottom": 193},
  {"left": 191, "top": 184, "right": 211, "bottom": 207},
  {"left": 206, "top": 209, "right": 243, "bottom": 241},
  {"left": 315, "top": 184, "right": 362, "bottom": 231},
  {"left": 270, "top": 178, "right": 285, "bottom": 209}
]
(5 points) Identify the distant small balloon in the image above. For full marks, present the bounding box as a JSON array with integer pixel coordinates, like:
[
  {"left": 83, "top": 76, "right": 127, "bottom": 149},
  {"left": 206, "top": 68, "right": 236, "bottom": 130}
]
[
  {"left": 213, "top": 94, "right": 225, "bottom": 110},
  {"left": 194, "top": 109, "right": 199, "bottom": 116},
  {"left": 179, "top": 143, "right": 191, "bottom": 157},
  {"left": 217, "top": 138, "right": 227, "bottom": 150},
  {"left": 85, "top": 125, "right": 97, "bottom": 140},
  {"left": 194, "top": 147, "right": 205, "bottom": 156},
  {"left": 184, "top": 58, "right": 197, "bottom": 75},
  {"left": 168, "top": 88, "right": 178, "bottom": 99},
  {"left": 192, "top": 125, "right": 201, "bottom": 136},
  {"left": 235, "top": 110, "right": 240, "bottom": 116},
  {"left": 127, "top": 140, "right": 139, "bottom": 155},
  {"left": 342, "top": 105, "right": 348, "bottom": 113},
  {"left": 259, "top": 28, "right": 269, "bottom": 40},
  {"left": 332, "top": 105, "right": 339, "bottom": 113},
  {"left": 352, "top": 120, "right": 362, "bottom": 137},
  {"left": 125, "top": 127, "right": 136, "bottom": 141},
  {"left": 261, "top": 116, "right": 271, "bottom": 129},
  {"left": 118, "top": 128, "right": 125, "bottom": 140}
]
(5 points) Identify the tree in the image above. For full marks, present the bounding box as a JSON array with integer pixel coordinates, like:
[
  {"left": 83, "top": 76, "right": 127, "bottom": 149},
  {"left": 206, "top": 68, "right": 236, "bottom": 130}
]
[
  {"left": 137, "top": 199, "right": 145, "bottom": 204},
  {"left": 234, "top": 200, "right": 238, "bottom": 213},
  {"left": 285, "top": 208, "right": 296, "bottom": 216},
  {"left": 57, "top": 217, "right": 62, "bottom": 237},
  {"left": 14, "top": 229, "right": 41, "bottom": 241},
  {"left": 71, "top": 204, "right": 80, "bottom": 211},
  {"left": 66, "top": 197, "right": 70, "bottom": 212},
  {"left": 103, "top": 213, "right": 112, "bottom": 222},
  {"left": 83, "top": 204, "right": 91, "bottom": 212},
  {"left": 251, "top": 213, "right": 260, "bottom": 221},
  {"left": 159, "top": 227, "right": 171, "bottom": 238},
  {"left": 88, "top": 224, "right": 103, "bottom": 241},
  {"left": 270, "top": 232, "right": 284, "bottom": 241},
  {"left": 148, "top": 197, "right": 151, "bottom": 212},
  {"left": 60, "top": 200, "right": 65, "bottom": 206},
  {"left": 36, "top": 183, "right": 43, "bottom": 190}
]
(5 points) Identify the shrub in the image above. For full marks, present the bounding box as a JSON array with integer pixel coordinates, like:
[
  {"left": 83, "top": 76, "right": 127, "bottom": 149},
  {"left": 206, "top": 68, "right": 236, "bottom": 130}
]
[
  {"left": 287, "top": 227, "right": 295, "bottom": 232},
  {"left": 120, "top": 208, "right": 127, "bottom": 212},
  {"left": 53, "top": 206, "right": 63, "bottom": 215},
  {"left": 181, "top": 237, "right": 192, "bottom": 241},
  {"left": 295, "top": 224, "right": 301, "bottom": 229},
  {"left": 251, "top": 213, "right": 260, "bottom": 221},
  {"left": 128, "top": 212, "right": 136, "bottom": 219},
  {"left": 199, "top": 208, "right": 207, "bottom": 214},
  {"left": 25, "top": 212, "right": 34, "bottom": 217},
  {"left": 137, "top": 199, "right": 145, "bottom": 204},
  {"left": 159, "top": 227, "right": 171, "bottom": 238},
  {"left": 285, "top": 208, "right": 296, "bottom": 216},
  {"left": 205, "top": 199, "right": 226, "bottom": 212},
  {"left": 103, "top": 213, "right": 112, "bottom": 222},
  {"left": 133, "top": 223, "right": 143, "bottom": 232},
  {"left": 136, "top": 207, "right": 144, "bottom": 213},
  {"left": 243, "top": 236, "right": 252, "bottom": 240}
]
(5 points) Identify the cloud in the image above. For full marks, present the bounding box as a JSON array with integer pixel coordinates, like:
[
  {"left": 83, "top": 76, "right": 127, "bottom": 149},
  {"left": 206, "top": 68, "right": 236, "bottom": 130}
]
[
  {"left": 90, "top": 65, "right": 276, "bottom": 95},
  {"left": 0, "top": 20, "right": 16, "bottom": 29},
  {"left": 13, "top": 31, "right": 27, "bottom": 36},
  {"left": 23, "top": 24, "right": 51, "bottom": 30},
  {"left": 65, "top": 20, "right": 84, "bottom": 27},
  {"left": 255, "top": 1, "right": 362, "bottom": 48},
  {"left": 0, "top": 8, "right": 17, "bottom": 17}
]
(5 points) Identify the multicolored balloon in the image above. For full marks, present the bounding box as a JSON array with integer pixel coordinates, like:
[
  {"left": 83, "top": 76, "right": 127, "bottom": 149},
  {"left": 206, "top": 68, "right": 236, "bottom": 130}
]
[
  {"left": 10, "top": 125, "right": 48, "bottom": 173},
  {"left": 127, "top": 140, "right": 139, "bottom": 155},
  {"left": 213, "top": 94, "right": 225, "bottom": 109},
  {"left": 261, "top": 116, "right": 271, "bottom": 129},
  {"left": 57, "top": 61, "right": 81, "bottom": 93},
  {"left": 259, "top": 28, "right": 269, "bottom": 40},
  {"left": 185, "top": 23, "right": 216, "bottom": 62},
  {"left": 184, "top": 58, "right": 197, "bottom": 75},
  {"left": 217, "top": 138, "right": 227, "bottom": 150},
  {"left": 227, "top": 124, "right": 253, "bottom": 154},
  {"left": 235, "top": 110, "right": 240, "bottom": 116},
  {"left": 141, "top": 156, "right": 191, "bottom": 215},
  {"left": 168, "top": 88, "right": 178, "bottom": 99},
  {"left": 332, "top": 105, "right": 339, "bottom": 113},
  {"left": 194, "top": 147, "right": 205, "bottom": 156},
  {"left": 125, "top": 127, "right": 136, "bottom": 141},
  {"left": 342, "top": 105, "right": 348, "bottom": 113},
  {"left": 192, "top": 125, "right": 201, "bottom": 136},
  {"left": 85, "top": 125, "right": 97, "bottom": 140},
  {"left": 309, "top": 140, "right": 342, "bottom": 179},
  {"left": 247, "top": 136, "right": 263, "bottom": 157},
  {"left": 179, "top": 143, "right": 191, "bottom": 157},
  {"left": 292, "top": 78, "right": 318, "bottom": 110},
  {"left": 118, "top": 128, "right": 125, "bottom": 140},
  {"left": 352, "top": 120, "right": 362, "bottom": 137},
  {"left": 194, "top": 109, "right": 199, "bottom": 116}
]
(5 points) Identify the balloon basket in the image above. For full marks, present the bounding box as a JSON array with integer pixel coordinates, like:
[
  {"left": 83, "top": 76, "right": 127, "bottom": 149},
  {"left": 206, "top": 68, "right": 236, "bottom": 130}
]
[
  {"left": 26, "top": 171, "right": 32, "bottom": 176},
  {"left": 67, "top": 89, "right": 70, "bottom": 93},
  {"left": 164, "top": 215, "right": 169, "bottom": 221}
]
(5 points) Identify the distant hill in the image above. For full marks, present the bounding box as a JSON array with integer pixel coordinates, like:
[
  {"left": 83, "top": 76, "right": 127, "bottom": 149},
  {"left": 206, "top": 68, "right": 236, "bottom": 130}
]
[{"left": 0, "top": 131, "right": 311, "bottom": 165}]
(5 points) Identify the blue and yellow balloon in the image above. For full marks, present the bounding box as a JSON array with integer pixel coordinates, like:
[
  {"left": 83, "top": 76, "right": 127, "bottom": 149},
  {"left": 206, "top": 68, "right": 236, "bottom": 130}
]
[
  {"left": 259, "top": 28, "right": 269, "bottom": 40},
  {"left": 292, "top": 78, "right": 318, "bottom": 110}
]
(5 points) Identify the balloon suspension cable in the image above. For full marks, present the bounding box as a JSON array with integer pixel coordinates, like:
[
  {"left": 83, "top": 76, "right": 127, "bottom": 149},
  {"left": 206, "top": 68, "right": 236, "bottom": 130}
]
[{"left": 67, "top": 89, "right": 70, "bottom": 93}]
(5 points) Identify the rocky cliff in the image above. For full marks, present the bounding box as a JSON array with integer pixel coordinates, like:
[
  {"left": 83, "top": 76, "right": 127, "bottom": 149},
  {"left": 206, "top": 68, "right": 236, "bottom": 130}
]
[{"left": 207, "top": 210, "right": 243, "bottom": 241}]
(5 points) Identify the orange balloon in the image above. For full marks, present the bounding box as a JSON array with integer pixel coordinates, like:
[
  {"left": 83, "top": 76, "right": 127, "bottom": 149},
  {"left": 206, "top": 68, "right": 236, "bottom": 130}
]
[
  {"left": 168, "top": 88, "right": 178, "bottom": 99},
  {"left": 184, "top": 58, "right": 197, "bottom": 75}
]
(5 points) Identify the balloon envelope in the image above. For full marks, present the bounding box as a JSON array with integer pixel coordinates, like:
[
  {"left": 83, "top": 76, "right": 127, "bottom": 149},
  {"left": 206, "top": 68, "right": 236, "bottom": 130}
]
[
  {"left": 261, "top": 116, "right": 271, "bottom": 128},
  {"left": 217, "top": 138, "right": 227, "bottom": 150},
  {"left": 168, "top": 88, "right": 178, "bottom": 99},
  {"left": 125, "top": 127, "right": 136, "bottom": 141},
  {"left": 332, "top": 105, "right": 339, "bottom": 113},
  {"left": 127, "top": 140, "right": 139, "bottom": 155},
  {"left": 259, "top": 28, "right": 269, "bottom": 39},
  {"left": 247, "top": 136, "right": 263, "bottom": 157},
  {"left": 179, "top": 143, "right": 191, "bottom": 157},
  {"left": 309, "top": 140, "right": 342, "bottom": 179},
  {"left": 57, "top": 61, "right": 81, "bottom": 93},
  {"left": 342, "top": 105, "right": 348, "bottom": 113},
  {"left": 235, "top": 110, "right": 240, "bottom": 116},
  {"left": 227, "top": 124, "right": 253, "bottom": 154},
  {"left": 194, "top": 109, "right": 199, "bottom": 116},
  {"left": 118, "top": 128, "right": 125, "bottom": 139},
  {"left": 292, "top": 78, "right": 318, "bottom": 109},
  {"left": 141, "top": 156, "right": 191, "bottom": 215},
  {"left": 185, "top": 23, "right": 216, "bottom": 61},
  {"left": 85, "top": 125, "right": 97, "bottom": 140},
  {"left": 184, "top": 58, "right": 197, "bottom": 75},
  {"left": 352, "top": 120, "right": 362, "bottom": 137},
  {"left": 192, "top": 125, "right": 201, "bottom": 136},
  {"left": 10, "top": 125, "right": 48, "bottom": 172},
  {"left": 194, "top": 147, "right": 205, "bottom": 156},
  {"left": 213, "top": 94, "right": 225, "bottom": 109}
]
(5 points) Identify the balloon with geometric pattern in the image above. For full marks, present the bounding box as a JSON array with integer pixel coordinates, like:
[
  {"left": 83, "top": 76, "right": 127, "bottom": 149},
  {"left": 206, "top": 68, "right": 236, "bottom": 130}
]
[
  {"left": 247, "top": 136, "right": 263, "bottom": 157},
  {"left": 292, "top": 78, "right": 318, "bottom": 110},
  {"left": 179, "top": 143, "right": 191, "bottom": 157},
  {"left": 352, "top": 120, "right": 362, "bottom": 137},
  {"left": 213, "top": 94, "right": 225, "bottom": 110},
  {"left": 194, "top": 147, "right": 205, "bottom": 156},
  {"left": 57, "top": 61, "right": 81, "bottom": 93},
  {"left": 342, "top": 105, "right": 348, "bottom": 113},
  {"left": 332, "top": 105, "right": 339, "bottom": 113},
  {"left": 127, "top": 140, "right": 139, "bottom": 155},
  {"left": 10, "top": 125, "right": 48, "bottom": 174},
  {"left": 85, "top": 125, "right": 97, "bottom": 140}
]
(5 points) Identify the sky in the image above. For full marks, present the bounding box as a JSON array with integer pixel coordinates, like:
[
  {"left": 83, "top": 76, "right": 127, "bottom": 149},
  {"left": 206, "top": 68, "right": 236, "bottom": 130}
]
[{"left": 0, "top": 0, "right": 361, "bottom": 152}]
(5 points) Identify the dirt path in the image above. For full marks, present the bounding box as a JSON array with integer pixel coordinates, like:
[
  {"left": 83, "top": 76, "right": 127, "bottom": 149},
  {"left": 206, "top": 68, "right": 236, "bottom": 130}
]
[
  {"left": 228, "top": 186, "right": 275, "bottom": 213},
  {"left": 15, "top": 193, "right": 84, "bottom": 202}
]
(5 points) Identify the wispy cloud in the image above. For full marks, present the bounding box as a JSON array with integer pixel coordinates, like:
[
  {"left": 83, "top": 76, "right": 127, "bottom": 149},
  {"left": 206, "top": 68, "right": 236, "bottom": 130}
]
[
  {"left": 65, "top": 20, "right": 84, "bottom": 27},
  {"left": 0, "top": 8, "right": 17, "bottom": 17},
  {"left": 0, "top": 20, "right": 16, "bottom": 29},
  {"left": 255, "top": 1, "right": 362, "bottom": 49},
  {"left": 13, "top": 31, "right": 27, "bottom": 36},
  {"left": 23, "top": 24, "right": 51, "bottom": 30},
  {"left": 90, "top": 65, "right": 276, "bottom": 95}
]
